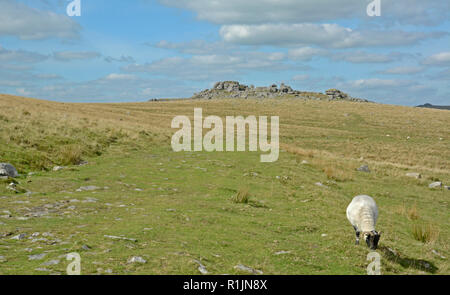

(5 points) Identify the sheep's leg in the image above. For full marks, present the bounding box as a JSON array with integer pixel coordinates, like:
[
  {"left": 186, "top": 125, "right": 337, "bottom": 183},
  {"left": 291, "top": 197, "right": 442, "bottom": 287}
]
[{"left": 353, "top": 226, "right": 360, "bottom": 245}]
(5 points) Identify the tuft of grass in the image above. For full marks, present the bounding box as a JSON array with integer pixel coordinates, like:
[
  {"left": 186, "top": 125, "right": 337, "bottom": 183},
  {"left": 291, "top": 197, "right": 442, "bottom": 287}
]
[
  {"left": 58, "top": 144, "right": 83, "bottom": 165},
  {"left": 232, "top": 188, "right": 250, "bottom": 204},
  {"left": 323, "top": 166, "right": 353, "bottom": 182},
  {"left": 407, "top": 203, "right": 420, "bottom": 221},
  {"left": 412, "top": 223, "right": 439, "bottom": 244}
]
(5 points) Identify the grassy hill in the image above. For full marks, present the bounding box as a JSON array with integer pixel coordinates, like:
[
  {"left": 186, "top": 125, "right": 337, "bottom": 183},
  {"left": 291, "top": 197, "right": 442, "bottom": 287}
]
[{"left": 0, "top": 93, "right": 449, "bottom": 275}]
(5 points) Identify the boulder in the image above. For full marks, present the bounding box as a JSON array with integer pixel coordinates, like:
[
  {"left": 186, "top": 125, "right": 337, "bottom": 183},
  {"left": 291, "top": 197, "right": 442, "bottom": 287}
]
[
  {"left": 326, "top": 89, "right": 350, "bottom": 100},
  {"left": 429, "top": 182, "right": 442, "bottom": 189},
  {"left": 0, "top": 163, "right": 18, "bottom": 178},
  {"left": 357, "top": 165, "right": 370, "bottom": 173}
]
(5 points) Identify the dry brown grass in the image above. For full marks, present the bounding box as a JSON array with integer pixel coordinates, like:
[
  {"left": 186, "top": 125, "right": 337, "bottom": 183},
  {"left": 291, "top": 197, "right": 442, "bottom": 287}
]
[
  {"left": 1, "top": 94, "right": 449, "bottom": 174},
  {"left": 412, "top": 223, "right": 440, "bottom": 244},
  {"left": 232, "top": 188, "right": 250, "bottom": 204}
]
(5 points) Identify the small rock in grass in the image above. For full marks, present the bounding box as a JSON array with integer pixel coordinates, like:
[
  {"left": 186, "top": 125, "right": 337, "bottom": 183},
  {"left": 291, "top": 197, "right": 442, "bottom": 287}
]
[
  {"left": 104, "top": 235, "right": 137, "bottom": 242},
  {"left": 315, "top": 182, "right": 328, "bottom": 188},
  {"left": 406, "top": 173, "right": 421, "bottom": 179},
  {"left": 76, "top": 186, "right": 101, "bottom": 192},
  {"left": 429, "top": 182, "right": 442, "bottom": 189},
  {"left": 432, "top": 250, "right": 446, "bottom": 259},
  {"left": 52, "top": 166, "right": 65, "bottom": 172},
  {"left": 29, "top": 253, "right": 47, "bottom": 261},
  {"left": 274, "top": 251, "right": 292, "bottom": 255},
  {"left": 82, "top": 245, "right": 91, "bottom": 251},
  {"left": 193, "top": 260, "right": 208, "bottom": 274},
  {"left": 0, "top": 255, "right": 6, "bottom": 262},
  {"left": 234, "top": 264, "right": 263, "bottom": 275},
  {"left": 357, "top": 165, "right": 370, "bottom": 173},
  {"left": 128, "top": 256, "right": 147, "bottom": 264},
  {"left": 42, "top": 259, "right": 60, "bottom": 266},
  {"left": 11, "top": 233, "right": 27, "bottom": 240}
]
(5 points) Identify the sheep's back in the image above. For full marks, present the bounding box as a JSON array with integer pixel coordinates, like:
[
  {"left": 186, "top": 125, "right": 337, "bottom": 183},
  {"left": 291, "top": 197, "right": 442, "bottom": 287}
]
[{"left": 346, "top": 195, "right": 378, "bottom": 228}]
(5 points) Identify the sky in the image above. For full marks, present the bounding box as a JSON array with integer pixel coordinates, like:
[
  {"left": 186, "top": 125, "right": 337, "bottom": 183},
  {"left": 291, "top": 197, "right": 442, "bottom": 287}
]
[{"left": 0, "top": 0, "right": 449, "bottom": 106}]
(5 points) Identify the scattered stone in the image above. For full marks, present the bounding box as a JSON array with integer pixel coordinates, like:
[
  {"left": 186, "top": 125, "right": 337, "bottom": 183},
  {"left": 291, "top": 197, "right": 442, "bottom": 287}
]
[
  {"left": 128, "top": 256, "right": 146, "bottom": 264},
  {"left": 52, "top": 166, "right": 65, "bottom": 172},
  {"left": 34, "top": 268, "right": 51, "bottom": 272},
  {"left": 315, "top": 182, "right": 328, "bottom": 188},
  {"left": 444, "top": 186, "right": 450, "bottom": 191},
  {"left": 357, "top": 165, "right": 370, "bottom": 173},
  {"left": 234, "top": 264, "right": 263, "bottom": 275},
  {"left": 76, "top": 186, "right": 101, "bottom": 192},
  {"left": 406, "top": 173, "right": 421, "bottom": 179},
  {"left": 82, "top": 245, "right": 91, "bottom": 251},
  {"left": 0, "top": 163, "right": 18, "bottom": 178},
  {"left": 432, "top": 250, "right": 446, "bottom": 259},
  {"left": 104, "top": 235, "right": 137, "bottom": 242},
  {"left": 301, "top": 160, "right": 309, "bottom": 165},
  {"left": 193, "top": 259, "right": 208, "bottom": 274},
  {"left": 274, "top": 251, "right": 292, "bottom": 256},
  {"left": 0, "top": 255, "right": 6, "bottom": 262},
  {"left": 11, "top": 233, "right": 27, "bottom": 240},
  {"left": 29, "top": 253, "right": 47, "bottom": 261},
  {"left": 42, "top": 259, "right": 60, "bottom": 266},
  {"left": 321, "top": 234, "right": 328, "bottom": 237},
  {"left": 82, "top": 197, "right": 98, "bottom": 203},
  {"left": 429, "top": 182, "right": 442, "bottom": 189}
]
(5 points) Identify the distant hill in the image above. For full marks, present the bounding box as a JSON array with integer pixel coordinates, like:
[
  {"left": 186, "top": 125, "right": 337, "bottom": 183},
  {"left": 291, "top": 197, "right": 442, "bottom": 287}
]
[{"left": 416, "top": 103, "right": 450, "bottom": 110}]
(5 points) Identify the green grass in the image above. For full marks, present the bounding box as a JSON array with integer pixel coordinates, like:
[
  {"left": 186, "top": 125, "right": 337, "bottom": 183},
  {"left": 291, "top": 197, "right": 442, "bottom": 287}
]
[{"left": 0, "top": 94, "right": 449, "bottom": 275}]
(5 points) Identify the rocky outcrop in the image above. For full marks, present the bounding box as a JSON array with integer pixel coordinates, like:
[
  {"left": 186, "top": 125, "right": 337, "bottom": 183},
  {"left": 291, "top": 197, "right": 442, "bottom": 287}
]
[{"left": 191, "top": 81, "right": 368, "bottom": 102}]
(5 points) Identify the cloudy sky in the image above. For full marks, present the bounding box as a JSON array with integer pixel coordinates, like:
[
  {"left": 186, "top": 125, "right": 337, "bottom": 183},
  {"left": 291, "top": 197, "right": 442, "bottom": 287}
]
[{"left": 0, "top": 0, "right": 449, "bottom": 105}]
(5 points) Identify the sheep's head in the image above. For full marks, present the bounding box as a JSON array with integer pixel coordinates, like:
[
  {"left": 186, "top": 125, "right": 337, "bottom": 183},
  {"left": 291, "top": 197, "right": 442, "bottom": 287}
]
[{"left": 364, "top": 231, "right": 381, "bottom": 250}]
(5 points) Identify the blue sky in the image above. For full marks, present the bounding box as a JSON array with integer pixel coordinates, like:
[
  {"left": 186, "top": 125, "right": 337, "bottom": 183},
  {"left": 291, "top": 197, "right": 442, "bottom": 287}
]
[{"left": 0, "top": 0, "right": 449, "bottom": 105}]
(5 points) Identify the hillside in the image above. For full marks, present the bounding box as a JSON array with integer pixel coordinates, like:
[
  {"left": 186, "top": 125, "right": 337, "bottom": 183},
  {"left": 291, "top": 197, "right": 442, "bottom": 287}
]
[
  {"left": 416, "top": 103, "right": 450, "bottom": 111},
  {"left": 0, "top": 93, "right": 449, "bottom": 275}
]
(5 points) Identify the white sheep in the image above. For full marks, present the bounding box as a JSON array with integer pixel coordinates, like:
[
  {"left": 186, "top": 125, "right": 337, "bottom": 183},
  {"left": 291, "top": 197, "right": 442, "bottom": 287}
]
[{"left": 346, "top": 195, "right": 381, "bottom": 250}]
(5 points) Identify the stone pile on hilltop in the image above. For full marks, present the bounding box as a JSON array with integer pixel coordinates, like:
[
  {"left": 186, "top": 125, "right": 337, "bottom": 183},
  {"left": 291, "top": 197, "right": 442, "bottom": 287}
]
[{"left": 191, "top": 81, "right": 368, "bottom": 102}]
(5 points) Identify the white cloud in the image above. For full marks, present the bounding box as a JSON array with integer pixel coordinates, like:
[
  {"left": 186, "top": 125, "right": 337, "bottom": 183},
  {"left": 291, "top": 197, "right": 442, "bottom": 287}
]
[
  {"left": 122, "top": 52, "right": 294, "bottom": 81},
  {"left": 339, "top": 78, "right": 414, "bottom": 89},
  {"left": 0, "top": 46, "right": 48, "bottom": 63},
  {"left": 422, "top": 52, "right": 450, "bottom": 66},
  {"left": 53, "top": 51, "right": 101, "bottom": 62},
  {"left": 104, "top": 55, "right": 136, "bottom": 63},
  {"left": 331, "top": 51, "right": 399, "bottom": 64},
  {"left": 288, "top": 47, "right": 327, "bottom": 61},
  {"left": 292, "top": 74, "right": 310, "bottom": 81},
  {"left": 153, "top": 40, "right": 236, "bottom": 55},
  {"left": 381, "top": 66, "right": 425, "bottom": 75},
  {"left": 219, "top": 24, "right": 444, "bottom": 48},
  {"left": 104, "top": 73, "right": 137, "bottom": 80},
  {"left": 0, "top": 0, "right": 81, "bottom": 40},
  {"left": 159, "top": 0, "right": 450, "bottom": 26}
]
